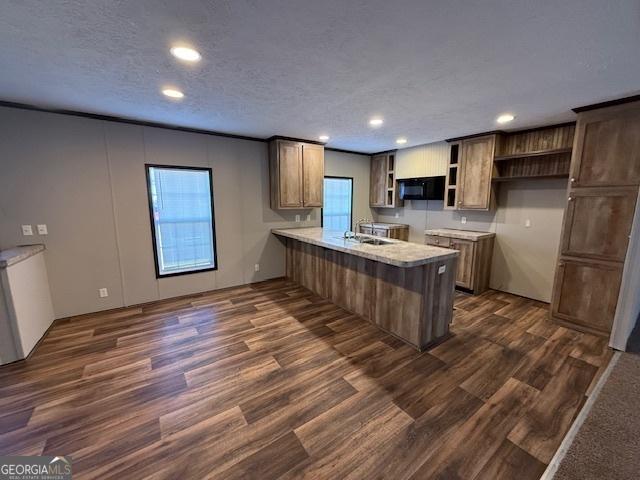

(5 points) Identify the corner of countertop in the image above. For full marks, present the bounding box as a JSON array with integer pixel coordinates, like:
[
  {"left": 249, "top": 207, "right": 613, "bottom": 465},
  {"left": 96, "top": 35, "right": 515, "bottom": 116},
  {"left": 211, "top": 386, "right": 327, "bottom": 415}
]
[{"left": 0, "top": 244, "right": 46, "bottom": 268}]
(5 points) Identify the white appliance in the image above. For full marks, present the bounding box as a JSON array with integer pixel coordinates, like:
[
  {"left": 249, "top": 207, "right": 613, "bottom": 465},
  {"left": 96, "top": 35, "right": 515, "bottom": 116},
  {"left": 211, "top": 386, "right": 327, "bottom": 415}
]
[{"left": 0, "top": 245, "right": 55, "bottom": 365}]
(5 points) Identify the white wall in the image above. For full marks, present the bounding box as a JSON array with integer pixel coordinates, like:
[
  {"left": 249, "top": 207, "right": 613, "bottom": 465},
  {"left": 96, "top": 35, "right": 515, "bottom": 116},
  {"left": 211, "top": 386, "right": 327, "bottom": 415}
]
[
  {"left": 374, "top": 142, "right": 568, "bottom": 302},
  {"left": 610, "top": 194, "right": 640, "bottom": 350},
  {"left": 0, "top": 106, "right": 362, "bottom": 318}
]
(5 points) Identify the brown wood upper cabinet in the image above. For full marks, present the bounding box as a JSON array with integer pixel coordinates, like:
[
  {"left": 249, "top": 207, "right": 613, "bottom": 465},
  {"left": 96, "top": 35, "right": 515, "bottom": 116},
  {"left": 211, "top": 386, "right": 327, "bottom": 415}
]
[
  {"left": 369, "top": 152, "right": 402, "bottom": 208},
  {"left": 269, "top": 139, "right": 324, "bottom": 209},
  {"left": 370, "top": 154, "right": 388, "bottom": 207},
  {"left": 570, "top": 103, "right": 640, "bottom": 187},
  {"left": 302, "top": 144, "right": 324, "bottom": 207},
  {"left": 457, "top": 135, "right": 497, "bottom": 210}
]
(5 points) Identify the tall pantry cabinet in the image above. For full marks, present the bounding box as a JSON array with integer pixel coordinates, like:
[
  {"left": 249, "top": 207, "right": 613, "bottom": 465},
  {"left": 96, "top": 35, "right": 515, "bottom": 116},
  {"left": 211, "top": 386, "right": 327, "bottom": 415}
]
[{"left": 551, "top": 99, "right": 640, "bottom": 336}]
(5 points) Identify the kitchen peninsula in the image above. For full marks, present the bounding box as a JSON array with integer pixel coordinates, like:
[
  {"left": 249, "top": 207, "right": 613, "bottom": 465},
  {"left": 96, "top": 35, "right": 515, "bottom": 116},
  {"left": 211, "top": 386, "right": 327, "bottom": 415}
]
[{"left": 272, "top": 227, "right": 459, "bottom": 350}]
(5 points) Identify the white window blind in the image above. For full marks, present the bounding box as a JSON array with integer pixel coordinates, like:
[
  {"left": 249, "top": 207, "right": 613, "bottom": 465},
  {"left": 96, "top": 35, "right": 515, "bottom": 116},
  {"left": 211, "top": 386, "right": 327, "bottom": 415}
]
[
  {"left": 146, "top": 166, "right": 217, "bottom": 277},
  {"left": 322, "top": 177, "right": 353, "bottom": 231}
]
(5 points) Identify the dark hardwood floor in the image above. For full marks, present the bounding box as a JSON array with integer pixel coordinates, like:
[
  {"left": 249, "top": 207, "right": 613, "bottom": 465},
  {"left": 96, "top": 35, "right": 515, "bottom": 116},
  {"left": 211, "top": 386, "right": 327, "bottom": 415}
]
[{"left": 0, "top": 278, "right": 611, "bottom": 479}]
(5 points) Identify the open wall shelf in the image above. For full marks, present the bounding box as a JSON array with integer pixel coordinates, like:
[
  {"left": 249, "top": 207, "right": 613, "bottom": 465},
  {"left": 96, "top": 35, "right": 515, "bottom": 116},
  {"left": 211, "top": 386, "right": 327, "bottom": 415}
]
[
  {"left": 492, "top": 151, "right": 571, "bottom": 182},
  {"left": 492, "top": 124, "right": 575, "bottom": 182},
  {"left": 493, "top": 147, "right": 572, "bottom": 162}
]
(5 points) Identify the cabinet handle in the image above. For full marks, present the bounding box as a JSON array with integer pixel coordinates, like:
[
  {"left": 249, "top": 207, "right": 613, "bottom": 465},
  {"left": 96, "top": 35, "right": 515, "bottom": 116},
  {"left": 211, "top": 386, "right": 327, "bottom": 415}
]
[
  {"left": 570, "top": 177, "right": 576, "bottom": 183},
  {"left": 568, "top": 196, "right": 573, "bottom": 201}
]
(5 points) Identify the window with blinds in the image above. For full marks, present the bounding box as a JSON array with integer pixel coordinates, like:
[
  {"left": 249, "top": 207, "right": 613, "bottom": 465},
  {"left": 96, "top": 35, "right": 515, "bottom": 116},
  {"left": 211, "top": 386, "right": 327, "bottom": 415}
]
[{"left": 145, "top": 165, "right": 217, "bottom": 277}]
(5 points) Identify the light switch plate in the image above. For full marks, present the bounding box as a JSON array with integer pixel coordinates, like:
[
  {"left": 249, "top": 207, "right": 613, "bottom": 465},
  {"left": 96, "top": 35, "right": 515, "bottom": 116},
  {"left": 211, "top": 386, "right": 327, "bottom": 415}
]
[
  {"left": 295, "top": 214, "right": 300, "bottom": 222},
  {"left": 254, "top": 263, "right": 260, "bottom": 272},
  {"left": 306, "top": 214, "right": 311, "bottom": 221},
  {"left": 394, "top": 212, "right": 399, "bottom": 218},
  {"left": 37, "top": 224, "right": 48, "bottom": 235},
  {"left": 21, "top": 225, "right": 33, "bottom": 236},
  {"left": 438, "top": 265, "right": 446, "bottom": 274},
  {"left": 525, "top": 219, "right": 531, "bottom": 228},
  {"left": 461, "top": 217, "right": 467, "bottom": 225},
  {"left": 98, "top": 288, "right": 109, "bottom": 298}
]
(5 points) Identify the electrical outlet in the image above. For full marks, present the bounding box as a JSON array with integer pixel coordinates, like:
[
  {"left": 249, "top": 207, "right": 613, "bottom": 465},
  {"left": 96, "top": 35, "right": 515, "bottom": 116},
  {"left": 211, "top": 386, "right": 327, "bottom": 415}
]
[
  {"left": 306, "top": 214, "right": 311, "bottom": 221},
  {"left": 525, "top": 219, "right": 531, "bottom": 228},
  {"left": 98, "top": 288, "right": 109, "bottom": 298},
  {"left": 461, "top": 217, "right": 467, "bottom": 225},
  {"left": 254, "top": 263, "right": 260, "bottom": 272},
  {"left": 394, "top": 212, "right": 399, "bottom": 218},
  {"left": 295, "top": 214, "right": 300, "bottom": 222},
  {"left": 37, "top": 224, "right": 48, "bottom": 235},
  {"left": 438, "top": 265, "right": 446, "bottom": 274},
  {"left": 21, "top": 225, "right": 33, "bottom": 236}
]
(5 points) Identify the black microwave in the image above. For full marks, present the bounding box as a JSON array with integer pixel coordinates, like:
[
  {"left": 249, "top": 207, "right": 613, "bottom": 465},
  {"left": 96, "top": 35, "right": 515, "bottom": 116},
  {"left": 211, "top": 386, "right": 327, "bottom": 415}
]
[{"left": 398, "top": 176, "right": 445, "bottom": 200}]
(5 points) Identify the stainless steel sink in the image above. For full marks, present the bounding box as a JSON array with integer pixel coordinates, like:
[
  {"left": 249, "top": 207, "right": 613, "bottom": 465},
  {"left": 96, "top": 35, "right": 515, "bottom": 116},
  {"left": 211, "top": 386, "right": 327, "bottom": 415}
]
[
  {"left": 334, "top": 235, "right": 393, "bottom": 246},
  {"left": 359, "top": 237, "right": 394, "bottom": 246}
]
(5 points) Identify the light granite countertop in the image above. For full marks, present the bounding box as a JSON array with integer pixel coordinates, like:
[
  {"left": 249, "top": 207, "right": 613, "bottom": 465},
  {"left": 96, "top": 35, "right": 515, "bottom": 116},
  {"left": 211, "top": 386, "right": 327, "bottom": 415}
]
[
  {"left": 272, "top": 227, "right": 457, "bottom": 268},
  {"left": 425, "top": 228, "right": 496, "bottom": 241},
  {"left": 360, "top": 222, "right": 409, "bottom": 229},
  {"left": 0, "top": 244, "right": 46, "bottom": 268}
]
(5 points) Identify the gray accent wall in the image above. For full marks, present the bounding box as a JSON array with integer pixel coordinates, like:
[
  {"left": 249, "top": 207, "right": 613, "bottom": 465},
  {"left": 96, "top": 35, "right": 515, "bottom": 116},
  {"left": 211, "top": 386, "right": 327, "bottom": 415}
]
[{"left": 0, "top": 106, "right": 364, "bottom": 318}]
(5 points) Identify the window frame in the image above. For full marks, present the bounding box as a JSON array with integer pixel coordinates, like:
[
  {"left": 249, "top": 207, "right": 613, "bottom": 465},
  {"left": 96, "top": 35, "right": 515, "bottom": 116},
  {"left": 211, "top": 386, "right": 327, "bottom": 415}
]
[
  {"left": 321, "top": 176, "right": 354, "bottom": 231},
  {"left": 144, "top": 163, "right": 219, "bottom": 279}
]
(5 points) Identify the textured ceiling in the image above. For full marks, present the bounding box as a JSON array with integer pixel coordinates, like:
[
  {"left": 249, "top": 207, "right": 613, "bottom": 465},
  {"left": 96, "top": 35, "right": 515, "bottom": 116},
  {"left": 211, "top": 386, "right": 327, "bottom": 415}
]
[{"left": 0, "top": 0, "right": 639, "bottom": 153}]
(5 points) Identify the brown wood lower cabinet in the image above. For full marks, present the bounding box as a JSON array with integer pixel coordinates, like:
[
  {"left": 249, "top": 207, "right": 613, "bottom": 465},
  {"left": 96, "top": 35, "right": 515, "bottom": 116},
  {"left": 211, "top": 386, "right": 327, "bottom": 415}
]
[
  {"left": 450, "top": 239, "right": 475, "bottom": 289},
  {"left": 551, "top": 257, "right": 624, "bottom": 335},
  {"left": 425, "top": 230, "right": 495, "bottom": 294},
  {"left": 359, "top": 223, "right": 409, "bottom": 241},
  {"left": 284, "top": 238, "right": 457, "bottom": 350}
]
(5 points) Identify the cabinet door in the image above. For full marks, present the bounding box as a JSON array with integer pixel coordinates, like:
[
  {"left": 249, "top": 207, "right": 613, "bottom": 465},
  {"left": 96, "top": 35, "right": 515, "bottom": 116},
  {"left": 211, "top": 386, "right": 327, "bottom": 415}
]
[
  {"left": 391, "top": 227, "right": 409, "bottom": 241},
  {"left": 458, "top": 135, "right": 496, "bottom": 210},
  {"left": 370, "top": 154, "right": 388, "bottom": 207},
  {"left": 278, "top": 141, "right": 303, "bottom": 208},
  {"left": 561, "top": 186, "right": 638, "bottom": 262},
  {"left": 450, "top": 239, "right": 475, "bottom": 289},
  {"left": 571, "top": 103, "right": 640, "bottom": 187},
  {"left": 302, "top": 144, "right": 324, "bottom": 207},
  {"left": 551, "top": 258, "right": 623, "bottom": 335}
]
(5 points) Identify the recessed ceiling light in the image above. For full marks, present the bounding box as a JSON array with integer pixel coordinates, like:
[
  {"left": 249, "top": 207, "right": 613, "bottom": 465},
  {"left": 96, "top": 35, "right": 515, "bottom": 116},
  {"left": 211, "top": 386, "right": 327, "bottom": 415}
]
[
  {"left": 369, "top": 117, "right": 384, "bottom": 127},
  {"left": 162, "top": 88, "right": 184, "bottom": 99},
  {"left": 170, "top": 46, "right": 201, "bottom": 62},
  {"left": 496, "top": 113, "right": 515, "bottom": 124},
  {"left": 396, "top": 137, "right": 408, "bottom": 145},
  {"left": 319, "top": 135, "right": 330, "bottom": 142}
]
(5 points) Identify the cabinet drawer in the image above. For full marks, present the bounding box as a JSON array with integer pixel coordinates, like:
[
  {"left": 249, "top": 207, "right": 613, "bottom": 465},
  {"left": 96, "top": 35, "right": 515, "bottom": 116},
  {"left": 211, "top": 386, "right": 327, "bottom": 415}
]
[
  {"left": 425, "top": 235, "right": 451, "bottom": 247},
  {"left": 360, "top": 226, "right": 373, "bottom": 235},
  {"left": 373, "top": 228, "right": 389, "bottom": 237}
]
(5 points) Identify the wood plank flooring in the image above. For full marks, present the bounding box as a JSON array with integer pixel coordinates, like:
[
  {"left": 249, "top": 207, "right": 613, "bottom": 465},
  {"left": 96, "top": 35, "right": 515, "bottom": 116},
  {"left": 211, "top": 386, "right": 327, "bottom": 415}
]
[{"left": 0, "top": 279, "right": 611, "bottom": 479}]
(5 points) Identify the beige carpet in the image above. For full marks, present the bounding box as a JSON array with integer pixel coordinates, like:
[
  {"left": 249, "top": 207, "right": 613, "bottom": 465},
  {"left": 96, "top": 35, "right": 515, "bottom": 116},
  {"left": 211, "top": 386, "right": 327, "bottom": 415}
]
[{"left": 553, "top": 353, "right": 640, "bottom": 480}]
